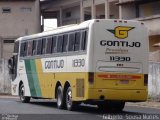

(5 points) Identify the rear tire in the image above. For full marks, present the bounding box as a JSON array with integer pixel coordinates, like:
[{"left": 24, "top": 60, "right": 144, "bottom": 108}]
[
  {"left": 19, "top": 84, "right": 30, "bottom": 103},
  {"left": 65, "top": 87, "right": 78, "bottom": 111},
  {"left": 56, "top": 86, "right": 65, "bottom": 109}
]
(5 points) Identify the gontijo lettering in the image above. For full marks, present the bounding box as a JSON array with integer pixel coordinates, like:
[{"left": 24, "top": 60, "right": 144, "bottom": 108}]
[
  {"left": 100, "top": 40, "right": 141, "bottom": 47},
  {"left": 45, "top": 60, "right": 64, "bottom": 69}
]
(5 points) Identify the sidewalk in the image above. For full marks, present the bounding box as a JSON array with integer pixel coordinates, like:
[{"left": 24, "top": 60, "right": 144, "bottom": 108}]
[
  {"left": 0, "top": 93, "right": 18, "bottom": 99},
  {"left": 126, "top": 101, "right": 160, "bottom": 109}
]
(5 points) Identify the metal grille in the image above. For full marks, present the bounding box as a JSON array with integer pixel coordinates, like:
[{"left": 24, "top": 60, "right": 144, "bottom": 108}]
[{"left": 76, "top": 79, "right": 84, "bottom": 97}]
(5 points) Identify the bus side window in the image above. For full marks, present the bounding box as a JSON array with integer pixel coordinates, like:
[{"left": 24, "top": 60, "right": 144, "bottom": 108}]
[
  {"left": 14, "top": 41, "right": 19, "bottom": 54},
  {"left": 57, "top": 35, "right": 63, "bottom": 53},
  {"left": 75, "top": 32, "right": 81, "bottom": 51},
  {"left": 23, "top": 42, "right": 28, "bottom": 57},
  {"left": 27, "top": 41, "right": 33, "bottom": 56},
  {"left": 46, "top": 37, "right": 53, "bottom": 54},
  {"left": 32, "top": 40, "right": 37, "bottom": 55},
  {"left": 81, "top": 30, "right": 87, "bottom": 51},
  {"left": 62, "top": 34, "right": 68, "bottom": 52},
  {"left": 52, "top": 36, "right": 57, "bottom": 53},
  {"left": 68, "top": 33, "right": 75, "bottom": 52},
  {"left": 36, "top": 39, "right": 43, "bottom": 55},
  {"left": 20, "top": 42, "right": 25, "bottom": 57},
  {"left": 42, "top": 38, "right": 46, "bottom": 54}
]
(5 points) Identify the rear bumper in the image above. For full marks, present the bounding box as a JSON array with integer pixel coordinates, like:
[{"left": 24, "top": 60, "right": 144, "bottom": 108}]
[{"left": 88, "top": 88, "right": 148, "bottom": 102}]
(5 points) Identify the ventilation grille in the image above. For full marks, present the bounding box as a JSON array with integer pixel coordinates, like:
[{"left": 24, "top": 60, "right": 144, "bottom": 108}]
[{"left": 76, "top": 79, "right": 84, "bottom": 97}]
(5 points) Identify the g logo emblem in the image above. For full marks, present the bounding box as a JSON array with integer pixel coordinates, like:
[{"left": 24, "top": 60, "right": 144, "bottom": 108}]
[{"left": 107, "top": 26, "right": 134, "bottom": 39}]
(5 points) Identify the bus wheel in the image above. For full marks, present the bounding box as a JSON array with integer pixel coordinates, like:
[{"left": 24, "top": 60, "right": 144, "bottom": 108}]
[
  {"left": 19, "top": 84, "right": 30, "bottom": 103},
  {"left": 66, "top": 87, "right": 77, "bottom": 111},
  {"left": 56, "top": 86, "right": 65, "bottom": 109}
]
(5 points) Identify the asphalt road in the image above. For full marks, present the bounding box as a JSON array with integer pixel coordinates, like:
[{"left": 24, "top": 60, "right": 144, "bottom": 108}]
[{"left": 0, "top": 97, "right": 160, "bottom": 120}]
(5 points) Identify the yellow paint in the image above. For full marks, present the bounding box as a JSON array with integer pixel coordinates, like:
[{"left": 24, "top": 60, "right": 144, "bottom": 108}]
[
  {"left": 115, "top": 26, "right": 134, "bottom": 39},
  {"left": 34, "top": 59, "right": 147, "bottom": 101}
]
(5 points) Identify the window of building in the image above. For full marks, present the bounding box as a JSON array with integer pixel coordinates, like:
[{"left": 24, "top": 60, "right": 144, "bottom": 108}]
[
  {"left": 2, "top": 8, "right": 11, "bottom": 13},
  {"left": 3, "top": 40, "right": 14, "bottom": 43},
  {"left": 20, "top": 7, "right": 32, "bottom": 12},
  {"left": 65, "top": 12, "right": 71, "bottom": 18},
  {"left": 84, "top": 14, "right": 91, "bottom": 21}
]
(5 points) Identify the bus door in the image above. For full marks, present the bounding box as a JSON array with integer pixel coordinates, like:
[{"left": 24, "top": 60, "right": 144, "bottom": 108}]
[{"left": 8, "top": 41, "right": 19, "bottom": 80}]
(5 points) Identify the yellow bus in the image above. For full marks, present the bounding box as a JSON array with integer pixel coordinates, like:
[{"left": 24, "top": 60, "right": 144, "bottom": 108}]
[{"left": 8, "top": 19, "right": 149, "bottom": 111}]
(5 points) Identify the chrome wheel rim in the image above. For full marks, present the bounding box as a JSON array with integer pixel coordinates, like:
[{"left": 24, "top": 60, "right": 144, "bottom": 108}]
[
  {"left": 20, "top": 86, "right": 25, "bottom": 101},
  {"left": 57, "top": 89, "right": 62, "bottom": 106},
  {"left": 66, "top": 89, "right": 72, "bottom": 108}
]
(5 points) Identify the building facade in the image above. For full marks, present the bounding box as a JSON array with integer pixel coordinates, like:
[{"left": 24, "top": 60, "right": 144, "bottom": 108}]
[
  {"left": 118, "top": 0, "right": 160, "bottom": 62},
  {"left": 0, "top": 0, "right": 41, "bottom": 59},
  {"left": 41, "top": 0, "right": 160, "bottom": 62}
]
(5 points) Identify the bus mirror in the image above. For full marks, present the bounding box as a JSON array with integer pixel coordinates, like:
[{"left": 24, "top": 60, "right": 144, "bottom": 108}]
[{"left": 8, "top": 57, "right": 13, "bottom": 69}]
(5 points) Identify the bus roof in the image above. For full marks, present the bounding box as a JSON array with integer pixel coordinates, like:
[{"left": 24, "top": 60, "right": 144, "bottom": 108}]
[{"left": 15, "top": 19, "right": 95, "bottom": 42}]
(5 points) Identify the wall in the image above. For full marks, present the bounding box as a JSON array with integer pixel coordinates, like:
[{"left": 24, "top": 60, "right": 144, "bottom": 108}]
[
  {"left": 121, "top": 4, "right": 136, "bottom": 19},
  {"left": 0, "top": 59, "right": 10, "bottom": 94},
  {"left": 149, "top": 62, "right": 160, "bottom": 97},
  {"left": 0, "top": 0, "right": 40, "bottom": 59},
  {"left": 0, "top": 1, "right": 40, "bottom": 37},
  {"left": 62, "top": 6, "right": 80, "bottom": 25},
  {"left": 149, "top": 35, "right": 160, "bottom": 52},
  {"left": 139, "top": 16, "right": 160, "bottom": 36},
  {"left": 110, "top": 1, "right": 119, "bottom": 19}
]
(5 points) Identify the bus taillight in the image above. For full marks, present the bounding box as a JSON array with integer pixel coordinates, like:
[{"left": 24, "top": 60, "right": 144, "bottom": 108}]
[
  {"left": 144, "top": 74, "right": 148, "bottom": 86},
  {"left": 89, "top": 72, "right": 94, "bottom": 84}
]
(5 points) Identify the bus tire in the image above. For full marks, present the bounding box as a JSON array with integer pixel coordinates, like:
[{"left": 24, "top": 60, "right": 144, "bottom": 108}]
[
  {"left": 19, "top": 84, "right": 30, "bottom": 103},
  {"left": 56, "top": 86, "right": 65, "bottom": 109},
  {"left": 66, "top": 87, "right": 77, "bottom": 111}
]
